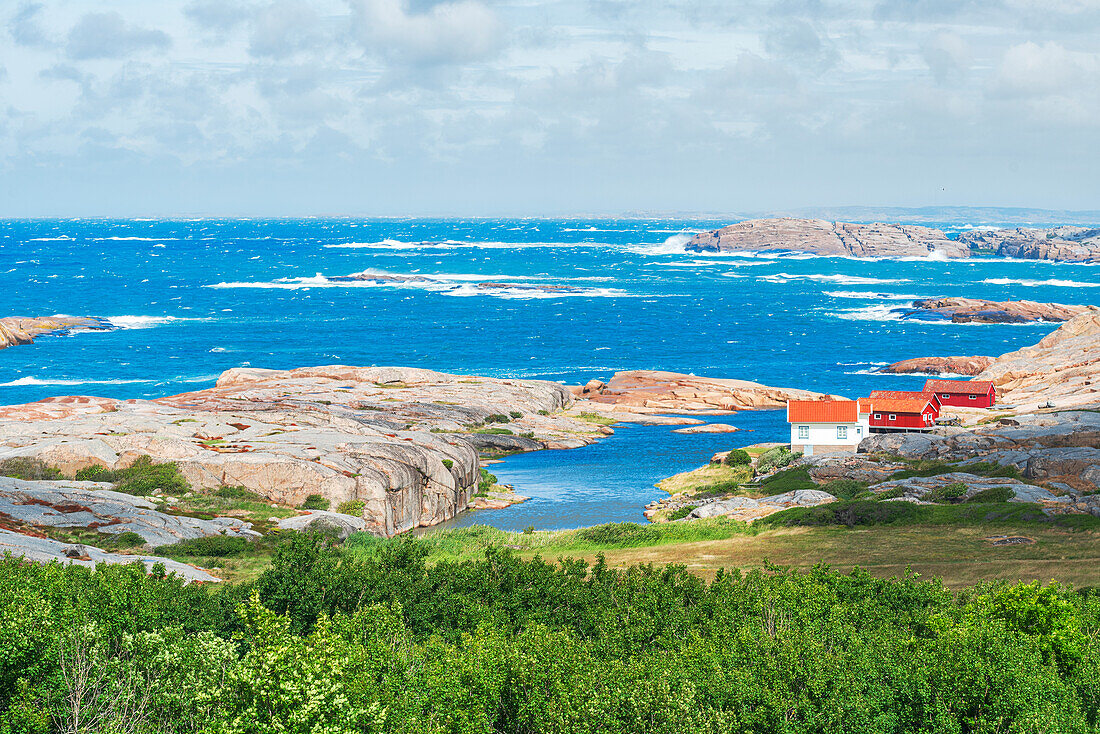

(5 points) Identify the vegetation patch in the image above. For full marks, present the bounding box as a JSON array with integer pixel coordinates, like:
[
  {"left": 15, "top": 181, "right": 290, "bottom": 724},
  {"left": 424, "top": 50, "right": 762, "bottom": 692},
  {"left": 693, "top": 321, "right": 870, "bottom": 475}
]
[
  {"left": 74, "top": 456, "right": 190, "bottom": 497},
  {"left": 300, "top": 494, "right": 329, "bottom": 510},
  {"left": 0, "top": 457, "right": 63, "bottom": 481},
  {"left": 657, "top": 463, "right": 754, "bottom": 497},
  {"left": 722, "top": 449, "right": 752, "bottom": 467},
  {"left": 155, "top": 534, "right": 250, "bottom": 557},
  {"left": 575, "top": 411, "right": 616, "bottom": 426},
  {"left": 336, "top": 500, "right": 365, "bottom": 517}
]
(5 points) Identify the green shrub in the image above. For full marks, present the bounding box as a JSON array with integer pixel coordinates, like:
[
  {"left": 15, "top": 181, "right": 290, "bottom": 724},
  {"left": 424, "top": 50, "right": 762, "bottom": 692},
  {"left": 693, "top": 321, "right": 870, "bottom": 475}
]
[
  {"left": 875, "top": 486, "right": 906, "bottom": 500},
  {"left": 74, "top": 464, "right": 108, "bottom": 481},
  {"left": 668, "top": 506, "right": 697, "bottom": 521},
  {"left": 723, "top": 449, "right": 752, "bottom": 467},
  {"left": 757, "top": 447, "right": 801, "bottom": 473},
  {"left": 967, "top": 486, "right": 1015, "bottom": 503},
  {"left": 301, "top": 494, "right": 329, "bottom": 510},
  {"left": 762, "top": 499, "right": 926, "bottom": 527},
  {"left": 478, "top": 468, "right": 497, "bottom": 493},
  {"left": 818, "top": 479, "right": 870, "bottom": 501},
  {"left": 537, "top": 409, "right": 550, "bottom": 416},
  {"left": 0, "top": 457, "right": 62, "bottom": 481},
  {"left": 81, "top": 455, "right": 190, "bottom": 496},
  {"left": 336, "top": 500, "right": 365, "bottom": 517},
  {"left": 523, "top": 525, "right": 535, "bottom": 534},
  {"left": 509, "top": 410, "right": 523, "bottom": 419},
  {"left": 441, "top": 459, "right": 454, "bottom": 469},
  {"left": 759, "top": 467, "right": 815, "bottom": 493},
  {"left": 110, "top": 531, "right": 146, "bottom": 548},
  {"left": 216, "top": 484, "right": 261, "bottom": 499},
  {"left": 929, "top": 482, "right": 969, "bottom": 504},
  {"left": 575, "top": 522, "right": 660, "bottom": 547},
  {"left": 156, "top": 534, "right": 249, "bottom": 557},
  {"left": 484, "top": 413, "right": 511, "bottom": 423}
]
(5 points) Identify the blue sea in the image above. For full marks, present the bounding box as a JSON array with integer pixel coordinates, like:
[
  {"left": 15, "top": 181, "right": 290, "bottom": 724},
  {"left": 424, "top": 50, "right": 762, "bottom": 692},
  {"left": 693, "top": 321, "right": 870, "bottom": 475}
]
[{"left": 3, "top": 218, "right": 1097, "bottom": 529}]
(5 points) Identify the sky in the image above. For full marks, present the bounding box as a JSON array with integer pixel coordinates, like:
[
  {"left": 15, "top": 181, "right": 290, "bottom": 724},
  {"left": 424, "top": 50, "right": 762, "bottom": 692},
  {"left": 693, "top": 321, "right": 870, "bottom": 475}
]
[{"left": 1, "top": 0, "right": 1098, "bottom": 216}]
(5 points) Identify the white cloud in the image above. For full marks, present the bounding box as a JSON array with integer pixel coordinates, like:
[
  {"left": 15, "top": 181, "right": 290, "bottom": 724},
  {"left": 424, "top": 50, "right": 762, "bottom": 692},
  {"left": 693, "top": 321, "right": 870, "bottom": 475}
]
[
  {"left": 992, "top": 41, "right": 1095, "bottom": 97},
  {"left": 348, "top": 0, "right": 503, "bottom": 65},
  {"left": 65, "top": 12, "right": 171, "bottom": 60},
  {"left": 921, "top": 32, "right": 970, "bottom": 83}
]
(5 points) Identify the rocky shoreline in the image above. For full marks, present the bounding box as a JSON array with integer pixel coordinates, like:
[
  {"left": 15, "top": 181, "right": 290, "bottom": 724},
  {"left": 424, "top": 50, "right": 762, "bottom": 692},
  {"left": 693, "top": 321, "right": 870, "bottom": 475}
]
[
  {"left": 687, "top": 218, "right": 1100, "bottom": 261},
  {"left": 0, "top": 315, "right": 113, "bottom": 349}
]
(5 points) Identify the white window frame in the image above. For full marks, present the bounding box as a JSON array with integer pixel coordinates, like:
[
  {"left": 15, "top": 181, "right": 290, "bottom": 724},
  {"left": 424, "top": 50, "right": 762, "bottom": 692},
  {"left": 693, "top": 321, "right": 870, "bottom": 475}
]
[
  {"left": 942, "top": 393, "right": 949, "bottom": 399},
  {"left": 873, "top": 413, "right": 881, "bottom": 420},
  {"left": 797, "top": 425, "right": 809, "bottom": 440},
  {"left": 888, "top": 414, "right": 896, "bottom": 421},
  {"left": 836, "top": 425, "right": 848, "bottom": 440},
  {"left": 969, "top": 395, "right": 976, "bottom": 400}
]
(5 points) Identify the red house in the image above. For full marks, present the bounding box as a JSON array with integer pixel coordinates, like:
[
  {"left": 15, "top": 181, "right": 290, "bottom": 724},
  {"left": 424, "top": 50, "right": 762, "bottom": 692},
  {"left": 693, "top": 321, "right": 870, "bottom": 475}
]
[
  {"left": 922, "top": 379, "right": 997, "bottom": 408},
  {"left": 870, "top": 390, "right": 942, "bottom": 418},
  {"left": 868, "top": 398, "right": 938, "bottom": 432}
]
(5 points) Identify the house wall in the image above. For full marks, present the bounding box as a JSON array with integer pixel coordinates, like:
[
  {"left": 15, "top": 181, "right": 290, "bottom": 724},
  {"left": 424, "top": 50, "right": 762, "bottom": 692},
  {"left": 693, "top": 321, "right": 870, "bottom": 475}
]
[
  {"left": 869, "top": 409, "right": 935, "bottom": 430},
  {"left": 788, "top": 420, "right": 869, "bottom": 455},
  {"left": 936, "top": 386, "right": 995, "bottom": 408}
]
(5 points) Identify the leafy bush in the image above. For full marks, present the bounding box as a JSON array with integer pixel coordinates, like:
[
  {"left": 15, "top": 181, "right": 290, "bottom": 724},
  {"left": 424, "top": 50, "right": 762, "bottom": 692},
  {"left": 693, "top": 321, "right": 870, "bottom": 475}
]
[
  {"left": 75, "top": 455, "right": 190, "bottom": 496},
  {"left": 967, "top": 486, "right": 1015, "bottom": 503},
  {"left": 668, "top": 506, "right": 697, "bottom": 521},
  {"left": 110, "top": 531, "right": 147, "bottom": 548},
  {"left": 722, "top": 449, "right": 751, "bottom": 467},
  {"left": 929, "top": 482, "right": 969, "bottom": 504},
  {"left": 509, "top": 410, "right": 523, "bottom": 419},
  {"left": 756, "top": 447, "right": 801, "bottom": 473},
  {"left": 74, "top": 464, "right": 108, "bottom": 481},
  {"left": 301, "top": 494, "right": 329, "bottom": 510},
  {"left": 336, "top": 500, "right": 365, "bottom": 517},
  {"left": 818, "top": 479, "right": 870, "bottom": 501},
  {"left": 441, "top": 459, "right": 454, "bottom": 469},
  {"left": 484, "top": 413, "right": 511, "bottom": 423},
  {"left": 574, "top": 522, "right": 660, "bottom": 547},
  {"left": 537, "top": 409, "right": 550, "bottom": 416},
  {"left": 0, "top": 457, "right": 62, "bottom": 481},
  {"left": 478, "top": 468, "right": 497, "bottom": 493},
  {"left": 758, "top": 467, "right": 815, "bottom": 493},
  {"left": 157, "top": 534, "right": 250, "bottom": 557},
  {"left": 762, "top": 499, "right": 926, "bottom": 527},
  {"left": 215, "top": 484, "right": 261, "bottom": 500}
]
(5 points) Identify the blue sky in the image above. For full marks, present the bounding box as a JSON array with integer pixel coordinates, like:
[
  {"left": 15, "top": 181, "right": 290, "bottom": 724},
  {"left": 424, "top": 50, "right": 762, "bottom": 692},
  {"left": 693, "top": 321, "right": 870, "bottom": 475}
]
[{"left": 1, "top": 0, "right": 1098, "bottom": 216}]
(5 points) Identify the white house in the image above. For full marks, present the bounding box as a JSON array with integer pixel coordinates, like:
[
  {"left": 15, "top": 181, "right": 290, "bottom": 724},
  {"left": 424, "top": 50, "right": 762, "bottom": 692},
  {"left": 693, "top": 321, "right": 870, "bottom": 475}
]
[{"left": 787, "top": 399, "right": 872, "bottom": 457}]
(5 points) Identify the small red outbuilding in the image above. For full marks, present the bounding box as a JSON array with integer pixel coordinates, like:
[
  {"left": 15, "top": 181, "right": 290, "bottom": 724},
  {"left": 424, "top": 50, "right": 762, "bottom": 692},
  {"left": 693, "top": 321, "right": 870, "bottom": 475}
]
[
  {"left": 922, "top": 379, "right": 997, "bottom": 408},
  {"left": 867, "top": 398, "right": 938, "bottom": 432}
]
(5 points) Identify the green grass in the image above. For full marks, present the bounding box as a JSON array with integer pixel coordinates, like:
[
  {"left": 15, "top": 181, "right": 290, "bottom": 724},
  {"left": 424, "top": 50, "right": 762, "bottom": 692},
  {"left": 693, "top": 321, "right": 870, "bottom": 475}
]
[
  {"left": 757, "top": 467, "right": 816, "bottom": 493},
  {"left": 73, "top": 456, "right": 190, "bottom": 496},
  {"left": 657, "top": 463, "right": 754, "bottom": 497},
  {"left": 0, "top": 457, "right": 63, "bottom": 481},
  {"left": 886, "top": 458, "right": 1026, "bottom": 482},
  {"left": 760, "top": 500, "right": 1100, "bottom": 531},
  {"left": 574, "top": 411, "right": 616, "bottom": 426}
]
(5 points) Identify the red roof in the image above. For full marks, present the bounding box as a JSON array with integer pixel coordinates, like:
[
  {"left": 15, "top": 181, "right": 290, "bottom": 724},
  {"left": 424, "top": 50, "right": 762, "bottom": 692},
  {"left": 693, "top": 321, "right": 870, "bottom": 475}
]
[
  {"left": 870, "top": 390, "right": 938, "bottom": 402},
  {"left": 868, "top": 398, "right": 933, "bottom": 414},
  {"left": 788, "top": 400, "right": 861, "bottom": 423},
  {"left": 923, "top": 379, "right": 994, "bottom": 394}
]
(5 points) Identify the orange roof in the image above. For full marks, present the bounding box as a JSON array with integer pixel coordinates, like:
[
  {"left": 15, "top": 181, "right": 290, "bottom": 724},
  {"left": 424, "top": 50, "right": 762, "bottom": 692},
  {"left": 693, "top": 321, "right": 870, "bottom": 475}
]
[
  {"left": 788, "top": 400, "right": 860, "bottom": 423},
  {"left": 923, "top": 379, "right": 994, "bottom": 394},
  {"left": 868, "top": 398, "right": 932, "bottom": 414}
]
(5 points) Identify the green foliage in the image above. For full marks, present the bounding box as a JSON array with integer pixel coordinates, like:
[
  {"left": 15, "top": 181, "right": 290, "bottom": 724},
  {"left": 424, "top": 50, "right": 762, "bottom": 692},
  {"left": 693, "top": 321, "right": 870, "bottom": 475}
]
[
  {"left": 929, "top": 481, "right": 969, "bottom": 504},
  {"left": 484, "top": 413, "right": 511, "bottom": 423},
  {"left": 478, "top": 468, "right": 497, "bottom": 493},
  {"left": 890, "top": 459, "right": 1025, "bottom": 482},
  {"left": 0, "top": 458, "right": 62, "bottom": 481},
  {"left": 216, "top": 485, "right": 262, "bottom": 500},
  {"left": 574, "top": 522, "right": 659, "bottom": 547},
  {"left": 473, "top": 427, "right": 513, "bottom": 435},
  {"left": 2, "top": 545, "right": 1098, "bottom": 733},
  {"left": 74, "top": 455, "right": 190, "bottom": 497},
  {"left": 537, "top": 409, "right": 550, "bottom": 416},
  {"left": 441, "top": 458, "right": 454, "bottom": 469},
  {"left": 968, "top": 485, "right": 1016, "bottom": 503},
  {"left": 336, "top": 499, "right": 366, "bottom": 517},
  {"left": 509, "top": 410, "right": 523, "bottom": 419},
  {"left": 722, "top": 449, "right": 751, "bottom": 467},
  {"left": 758, "top": 466, "right": 815, "bottom": 493},
  {"left": 74, "top": 464, "right": 107, "bottom": 481},
  {"left": 157, "top": 535, "right": 250, "bottom": 557},
  {"left": 756, "top": 446, "right": 801, "bottom": 473},
  {"left": 300, "top": 494, "right": 329, "bottom": 510},
  {"left": 761, "top": 499, "right": 927, "bottom": 527},
  {"left": 668, "top": 506, "right": 697, "bottom": 521},
  {"left": 110, "top": 531, "right": 146, "bottom": 548},
  {"left": 817, "top": 479, "right": 870, "bottom": 500}
]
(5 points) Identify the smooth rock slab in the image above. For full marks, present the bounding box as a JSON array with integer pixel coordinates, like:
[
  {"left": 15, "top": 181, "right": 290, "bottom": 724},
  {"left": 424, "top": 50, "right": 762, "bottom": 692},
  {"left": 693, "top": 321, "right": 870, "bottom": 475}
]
[
  {"left": 870, "top": 472, "right": 1067, "bottom": 504},
  {"left": 0, "top": 476, "right": 258, "bottom": 546},
  {"left": 0, "top": 529, "right": 218, "bottom": 583}
]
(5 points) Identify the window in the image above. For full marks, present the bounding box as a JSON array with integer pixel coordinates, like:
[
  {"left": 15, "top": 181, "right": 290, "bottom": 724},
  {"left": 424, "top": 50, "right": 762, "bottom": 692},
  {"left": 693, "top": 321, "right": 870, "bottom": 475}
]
[
  {"left": 888, "top": 414, "right": 896, "bottom": 421},
  {"left": 942, "top": 393, "right": 949, "bottom": 399},
  {"left": 856, "top": 427, "right": 862, "bottom": 435},
  {"left": 969, "top": 395, "right": 976, "bottom": 400},
  {"left": 873, "top": 413, "right": 881, "bottom": 420},
  {"left": 837, "top": 425, "right": 848, "bottom": 440},
  {"left": 797, "top": 425, "right": 809, "bottom": 440}
]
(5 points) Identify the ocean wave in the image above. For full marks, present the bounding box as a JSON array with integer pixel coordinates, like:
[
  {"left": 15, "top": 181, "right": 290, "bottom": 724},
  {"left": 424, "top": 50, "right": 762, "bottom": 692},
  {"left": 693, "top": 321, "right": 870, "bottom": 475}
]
[
  {"left": 624, "top": 234, "right": 694, "bottom": 256},
  {"left": 0, "top": 376, "right": 155, "bottom": 387},
  {"left": 982, "top": 277, "right": 1100, "bottom": 288},
  {"left": 834, "top": 305, "right": 1055, "bottom": 324},
  {"left": 825, "top": 291, "right": 929, "bottom": 300},
  {"left": 324, "top": 239, "right": 615, "bottom": 250},
  {"left": 106, "top": 315, "right": 194, "bottom": 329},
  {"left": 441, "top": 284, "right": 632, "bottom": 299},
  {"left": 844, "top": 368, "right": 972, "bottom": 378},
  {"left": 92, "top": 236, "right": 177, "bottom": 241},
  {"left": 762, "top": 273, "right": 909, "bottom": 285},
  {"left": 27, "top": 236, "right": 74, "bottom": 242}
]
